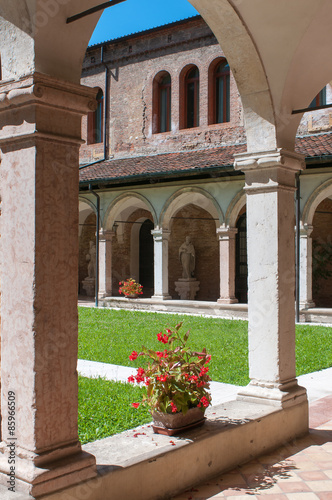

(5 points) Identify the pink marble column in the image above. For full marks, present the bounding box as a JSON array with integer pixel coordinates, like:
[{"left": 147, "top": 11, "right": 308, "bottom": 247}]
[
  {"left": 99, "top": 229, "right": 115, "bottom": 298},
  {"left": 0, "top": 74, "right": 97, "bottom": 496},
  {"left": 216, "top": 226, "right": 238, "bottom": 304}
]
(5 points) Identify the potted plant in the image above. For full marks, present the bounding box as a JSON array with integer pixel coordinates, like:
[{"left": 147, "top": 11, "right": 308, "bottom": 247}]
[
  {"left": 128, "top": 322, "right": 212, "bottom": 435},
  {"left": 119, "top": 278, "right": 143, "bottom": 298}
]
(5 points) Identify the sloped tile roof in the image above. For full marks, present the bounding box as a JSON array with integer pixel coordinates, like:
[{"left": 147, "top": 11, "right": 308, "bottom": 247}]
[{"left": 79, "top": 132, "right": 332, "bottom": 185}]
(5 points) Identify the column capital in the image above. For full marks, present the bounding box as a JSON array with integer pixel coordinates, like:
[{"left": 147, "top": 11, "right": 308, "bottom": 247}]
[
  {"left": 300, "top": 223, "right": 313, "bottom": 237},
  {"left": 234, "top": 148, "right": 306, "bottom": 173},
  {"left": 216, "top": 226, "right": 238, "bottom": 240},
  {"left": 0, "top": 72, "right": 97, "bottom": 147},
  {"left": 234, "top": 149, "right": 305, "bottom": 195},
  {"left": 99, "top": 229, "right": 116, "bottom": 241},
  {"left": 151, "top": 227, "right": 171, "bottom": 241}
]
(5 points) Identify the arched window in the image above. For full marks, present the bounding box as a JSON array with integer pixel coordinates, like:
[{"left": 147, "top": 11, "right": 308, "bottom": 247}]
[
  {"left": 87, "top": 89, "right": 103, "bottom": 144},
  {"left": 153, "top": 72, "right": 171, "bottom": 133},
  {"left": 214, "top": 61, "right": 230, "bottom": 123},
  {"left": 309, "top": 87, "right": 326, "bottom": 108},
  {"left": 209, "top": 59, "right": 230, "bottom": 124},
  {"left": 185, "top": 66, "right": 199, "bottom": 128}
]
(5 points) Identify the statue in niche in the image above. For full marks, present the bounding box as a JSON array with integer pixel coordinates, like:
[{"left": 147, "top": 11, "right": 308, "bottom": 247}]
[
  {"left": 179, "top": 236, "right": 195, "bottom": 279},
  {"left": 86, "top": 240, "right": 96, "bottom": 279}
]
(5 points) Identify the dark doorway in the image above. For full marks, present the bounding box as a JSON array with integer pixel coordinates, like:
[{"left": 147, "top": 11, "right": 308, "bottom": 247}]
[
  {"left": 235, "top": 213, "right": 248, "bottom": 303},
  {"left": 139, "top": 219, "right": 154, "bottom": 294}
]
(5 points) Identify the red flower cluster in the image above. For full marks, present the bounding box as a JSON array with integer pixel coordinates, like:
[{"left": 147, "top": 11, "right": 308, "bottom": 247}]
[
  {"left": 129, "top": 351, "right": 138, "bottom": 361},
  {"left": 170, "top": 401, "right": 178, "bottom": 413},
  {"left": 118, "top": 278, "right": 143, "bottom": 296},
  {"left": 157, "top": 332, "right": 169, "bottom": 344},
  {"left": 199, "top": 366, "right": 209, "bottom": 377},
  {"left": 156, "top": 350, "right": 168, "bottom": 358},
  {"left": 198, "top": 396, "right": 210, "bottom": 408}
]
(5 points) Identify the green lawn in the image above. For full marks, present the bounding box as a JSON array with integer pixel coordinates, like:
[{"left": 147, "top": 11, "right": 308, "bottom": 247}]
[
  {"left": 78, "top": 307, "right": 332, "bottom": 385},
  {"left": 78, "top": 376, "right": 150, "bottom": 444},
  {"left": 77, "top": 307, "right": 332, "bottom": 444}
]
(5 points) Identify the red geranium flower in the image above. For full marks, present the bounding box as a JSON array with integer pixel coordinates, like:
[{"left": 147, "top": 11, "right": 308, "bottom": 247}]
[
  {"left": 132, "top": 402, "right": 140, "bottom": 408},
  {"left": 170, "top": 401, "right": 178, "bottom": 413},
  {"left": 129, "top": 351, "right": 138, "bottom": 361}
]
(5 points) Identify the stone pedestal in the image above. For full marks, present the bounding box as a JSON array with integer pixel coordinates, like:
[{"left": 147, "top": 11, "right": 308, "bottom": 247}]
[
  {"left": 0, "top": 73, "right": 97, "bottom": 496},
  {"left": 234, "top": 149, "right": 308, "bottom": 409},
  {"left": 82, "top": 277, "right": 96, "bottom": 297},
  {"left": 175, "top": 278, "right": 200, "bottom": 300}
]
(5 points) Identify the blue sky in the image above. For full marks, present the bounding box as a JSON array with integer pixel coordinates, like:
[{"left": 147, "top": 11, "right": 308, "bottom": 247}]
[{"left": 89, "top": 0, "right": 198, "bottom": 46}]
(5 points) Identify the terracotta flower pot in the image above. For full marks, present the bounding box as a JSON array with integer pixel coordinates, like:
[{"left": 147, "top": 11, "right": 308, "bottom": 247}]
[
  {"left": 152, "top": 407, "right": 206, "bottom": 435},
  {"left": 126, "top": 293, "right": 139, "bottom": 298}
]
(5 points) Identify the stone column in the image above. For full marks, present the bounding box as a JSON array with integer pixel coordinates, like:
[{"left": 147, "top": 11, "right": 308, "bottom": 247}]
[
  {"left": 234, "top": 149, "right": 307, "bottom": 408},
  {"left": 151, "top": 228, "right": 172, "bottom": 300},
  {"left": 99, "top": 229, "right": 115, "bottom": 298},
  {"left": 299, "top": 224, "right": 315, "bottom": 309},
  {"left": 216, "top": 226, "right": 238, "bottom": 304},
  {"left": 0, "top": 74, "right": 97, "bottom": 496}
]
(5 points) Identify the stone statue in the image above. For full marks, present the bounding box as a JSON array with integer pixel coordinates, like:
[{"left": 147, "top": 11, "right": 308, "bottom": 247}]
[
  {"left": 179, "top": 236, "right": 195, "bottom": 279},
  {"left": 86, "top": 240, "right": 96, "bottom": 278}
]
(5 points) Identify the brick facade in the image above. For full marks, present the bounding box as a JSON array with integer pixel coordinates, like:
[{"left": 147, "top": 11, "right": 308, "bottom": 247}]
[{"left": 80, "top": 16, "right": 245, "bottom": 165}]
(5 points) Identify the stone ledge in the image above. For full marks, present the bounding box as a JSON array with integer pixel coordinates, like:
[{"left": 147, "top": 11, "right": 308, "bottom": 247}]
[
  {"left": 101, "top": 297, "right": 248, "bottom": 320},
  {"left": 3, "top": 399, "right": 308, "bottom": 500}
]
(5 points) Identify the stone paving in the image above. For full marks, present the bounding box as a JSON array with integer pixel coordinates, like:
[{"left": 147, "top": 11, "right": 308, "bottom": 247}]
[{"left": 171, "top": 396, "right": 332, "bottom": 500}]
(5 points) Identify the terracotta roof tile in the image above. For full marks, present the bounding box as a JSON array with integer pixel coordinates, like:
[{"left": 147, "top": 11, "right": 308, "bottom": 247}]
[{"left": 79, "top": 132, "right": 332, "bottom": 185}]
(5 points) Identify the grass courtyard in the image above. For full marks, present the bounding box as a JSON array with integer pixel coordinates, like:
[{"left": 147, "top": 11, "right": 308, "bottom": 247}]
[{"left": 78, "top": 307, "right": 332, "bottom": 444}]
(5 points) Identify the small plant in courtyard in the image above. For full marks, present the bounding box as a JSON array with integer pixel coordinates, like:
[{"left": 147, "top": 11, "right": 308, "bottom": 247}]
[
  {"left": 118, "top": 278, "right": 143, "bottom": 297},
  {"left": 128, "top": 322, "right": 212, "bottom": 415}
]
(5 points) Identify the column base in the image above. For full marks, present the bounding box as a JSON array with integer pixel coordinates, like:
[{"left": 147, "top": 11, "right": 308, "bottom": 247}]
[
  {"left": 0, "top": 442, "right": 97, "bottom": 497},
  {"left": 151, "top": 294, "right": 172, "bottom": 300},
  {"left": 217, "top": 297, "right": 238, "bottom": 304},
  {"left": 237, "top": 379, "right": 308, "bottom": 408},
  {"left": 299, "top": 301, "right": 316, "bottom": 310}
]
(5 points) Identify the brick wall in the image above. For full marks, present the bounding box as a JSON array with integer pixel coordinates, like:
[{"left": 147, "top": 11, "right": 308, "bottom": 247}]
[
  {"left": 80, "top": 16, "right": 332, "bottom": 165},
  {"left": 80, "top": 17, "right": 245, "bottom": 164},
  {"left": 168, "top": 204, "right": 219, "bottom": 301},
  {"left": 312, "top": 198, "right": 332, "bottom": 307}
]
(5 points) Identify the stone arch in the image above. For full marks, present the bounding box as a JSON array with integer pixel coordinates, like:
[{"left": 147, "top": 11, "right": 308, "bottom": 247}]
[
  {"left": 225, "top": 189, "right": 246, "bottom": 227},
  {"left": 103, "top": 193, "right": 156, "bottom": 292},
  {"left": 160, "top": 187, "right": 223, "bottom": 229},
  {"left": 79, "top": 196, "right": 96, "bottom": 235},
  {"left": 103, "top": 192, "right": 157, "bottom": 232},
  {"left": 302, "top": 178, "right": 332, "bottom": 227}
]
